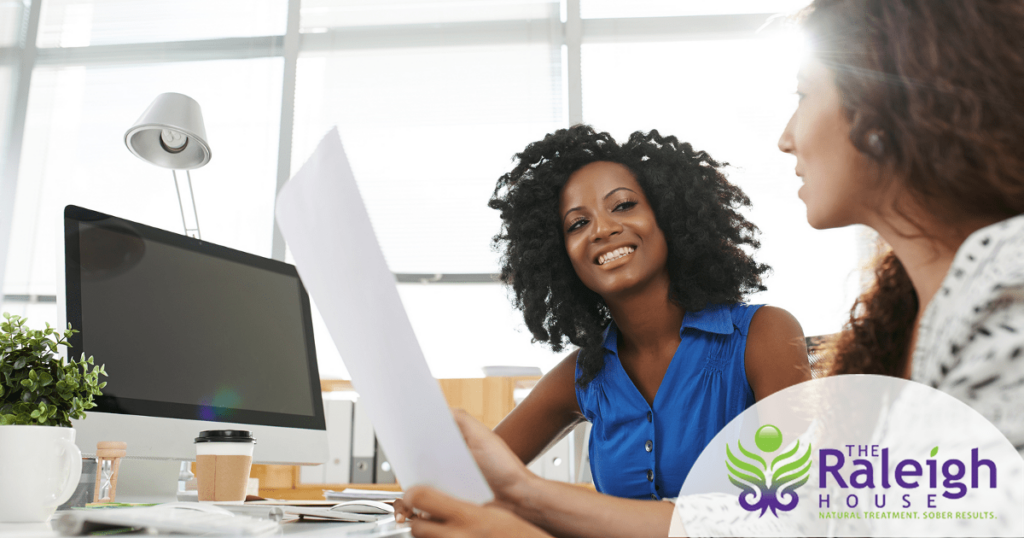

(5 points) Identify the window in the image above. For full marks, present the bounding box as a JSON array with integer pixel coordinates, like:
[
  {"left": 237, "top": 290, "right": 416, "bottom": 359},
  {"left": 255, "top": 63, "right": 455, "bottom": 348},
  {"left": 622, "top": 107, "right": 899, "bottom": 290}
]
[
  {"left": 292, "top": 4, "right": 566, "bottom": 373},
  {"left": 301, "top": 0, "right": 555, "bottom": 29},
  {"left": 314, "top": 284, "right": 565, "bottom": 379},
  {"left": 3, "top": 0, "right": 859, "bottom": 378},
  {"left": 581, "top": 0, "right": 809, "bottom": 19},
  {"left": 581, "top": 38, "right": 862, "bottom": 336},
  {"left": 292, "top": 42, "right": 563, "bottom": 273},
  {"left": 7, "top": 58, "right": 283, "bottom": 305},
  {"left": 0, "top": 0, "right": 21, "bottom": 47},
  {"left": 36, "top": 0, "right": 287, "bottom": 47},
  {"left": 0, "top": 65, "right": 11, "bottom": 152}
]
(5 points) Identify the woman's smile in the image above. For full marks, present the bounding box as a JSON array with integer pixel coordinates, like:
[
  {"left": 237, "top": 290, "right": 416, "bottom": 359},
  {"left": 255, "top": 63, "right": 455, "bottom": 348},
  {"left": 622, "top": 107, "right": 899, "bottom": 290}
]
[{"left": 596, "top": 245, "right": 637, "bottom": 266}]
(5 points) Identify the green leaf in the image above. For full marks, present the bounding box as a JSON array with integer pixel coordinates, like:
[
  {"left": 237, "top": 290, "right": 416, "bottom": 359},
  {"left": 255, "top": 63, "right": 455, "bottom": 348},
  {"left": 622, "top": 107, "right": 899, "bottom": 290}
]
[
  {"left": 930, "top": 446, "right": 939, "bottom": 458},
  {"left": 0, "top": 318, "right": 106, "bottom": 428},
  {"left": 737, "top": 440, "right": 767, "bottom": 470},
  {"left": 726, "top": 443, "right": 766, "bottom": 483},
  {"left": 773, "top": 442, "right": 813, "bottom": 484}
]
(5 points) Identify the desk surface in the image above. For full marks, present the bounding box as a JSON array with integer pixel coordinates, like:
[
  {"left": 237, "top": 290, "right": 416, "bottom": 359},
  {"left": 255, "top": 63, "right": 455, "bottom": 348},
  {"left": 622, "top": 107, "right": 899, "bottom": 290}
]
[{"left": 0, "top": 516, "right": 412, "bottom": 537}]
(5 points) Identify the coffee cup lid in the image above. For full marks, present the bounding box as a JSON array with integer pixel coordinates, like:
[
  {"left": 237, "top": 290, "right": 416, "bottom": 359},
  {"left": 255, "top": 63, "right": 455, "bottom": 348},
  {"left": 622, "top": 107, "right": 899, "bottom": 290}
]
[{"left": 194, "top": 430, "right": 256, "bottom": 443}]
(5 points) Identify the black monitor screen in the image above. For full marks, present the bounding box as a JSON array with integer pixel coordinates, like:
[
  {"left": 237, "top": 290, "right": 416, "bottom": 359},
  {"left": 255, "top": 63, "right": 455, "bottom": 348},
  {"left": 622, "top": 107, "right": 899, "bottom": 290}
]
[{"left": 65, "top": 205, "right": 324, "bottom": 430}]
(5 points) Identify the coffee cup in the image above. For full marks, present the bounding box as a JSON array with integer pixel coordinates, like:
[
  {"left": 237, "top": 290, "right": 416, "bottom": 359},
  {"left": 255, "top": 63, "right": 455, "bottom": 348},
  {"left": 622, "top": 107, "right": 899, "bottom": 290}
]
[
  {"left": 194, "top": 430, "right": 255, "bottom": 503},
  {"left": 0, "top": 425, "right": 83, "bottom": 522}
]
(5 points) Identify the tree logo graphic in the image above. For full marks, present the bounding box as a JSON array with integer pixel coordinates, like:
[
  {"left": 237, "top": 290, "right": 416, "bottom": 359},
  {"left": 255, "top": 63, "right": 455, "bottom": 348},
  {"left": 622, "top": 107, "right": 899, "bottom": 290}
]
[{"left": 726, "top": 424, "right": 812, "bottom": 517}]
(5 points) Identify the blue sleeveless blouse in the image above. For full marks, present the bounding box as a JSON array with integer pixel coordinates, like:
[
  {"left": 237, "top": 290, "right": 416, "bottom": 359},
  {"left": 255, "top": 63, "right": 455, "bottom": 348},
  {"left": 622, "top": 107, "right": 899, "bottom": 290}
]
[{"left": 575, "top": 303, "right": 762, "bottom": 500}]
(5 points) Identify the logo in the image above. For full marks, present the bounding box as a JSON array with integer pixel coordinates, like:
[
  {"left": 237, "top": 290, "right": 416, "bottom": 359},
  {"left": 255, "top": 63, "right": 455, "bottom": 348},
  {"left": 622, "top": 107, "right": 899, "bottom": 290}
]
[{"left": 727, "top": 424, "right": 813, "bottom": 517}]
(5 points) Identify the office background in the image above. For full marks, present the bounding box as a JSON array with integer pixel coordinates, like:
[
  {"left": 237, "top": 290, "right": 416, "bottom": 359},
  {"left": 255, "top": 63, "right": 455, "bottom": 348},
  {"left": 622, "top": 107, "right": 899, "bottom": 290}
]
[{"left": 0, "top": 0, "right": 867, "bottom": 379}]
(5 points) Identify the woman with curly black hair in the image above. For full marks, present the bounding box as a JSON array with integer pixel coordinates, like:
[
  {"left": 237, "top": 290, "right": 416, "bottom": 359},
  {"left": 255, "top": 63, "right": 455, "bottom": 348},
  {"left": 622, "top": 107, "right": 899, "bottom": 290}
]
[
  {"left": 394, "top": 126, "right": 810, "bottom": 536},
  {"left": 486, "top": 125, "right": 811, "bottom": 503}
]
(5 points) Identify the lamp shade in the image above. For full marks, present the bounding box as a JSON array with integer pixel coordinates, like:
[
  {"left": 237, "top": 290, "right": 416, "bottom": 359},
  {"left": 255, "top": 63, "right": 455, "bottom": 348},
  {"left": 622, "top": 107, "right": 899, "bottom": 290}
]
[{"left": 125, "top": 92, "right": 212, "bottom": 170}]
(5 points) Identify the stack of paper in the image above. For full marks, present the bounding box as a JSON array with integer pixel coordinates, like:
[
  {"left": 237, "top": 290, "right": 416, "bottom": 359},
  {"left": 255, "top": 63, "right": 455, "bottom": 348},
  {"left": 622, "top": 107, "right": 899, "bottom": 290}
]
[{"left": 324, "top": 488, "right": 403, "bottom": 502}]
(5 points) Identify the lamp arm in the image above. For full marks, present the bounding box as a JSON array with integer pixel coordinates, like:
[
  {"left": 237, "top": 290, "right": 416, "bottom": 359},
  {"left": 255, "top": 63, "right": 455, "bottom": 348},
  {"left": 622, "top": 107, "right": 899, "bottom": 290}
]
[
  {"left": 186, "top": 170, "right": 201, "bottom": 239},
  {"left": 172, "top": 170, "right": 202, "bottom": 240}
]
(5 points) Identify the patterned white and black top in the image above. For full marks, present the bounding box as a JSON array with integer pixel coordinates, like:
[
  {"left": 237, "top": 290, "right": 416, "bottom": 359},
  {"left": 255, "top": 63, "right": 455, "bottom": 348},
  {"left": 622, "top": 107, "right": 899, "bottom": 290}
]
[
  {"left": 910, "top": 213, "right": 1024, "bottom": 457},
  {"left": 675, "top": 213, "right": 1024, "bottom": 536}
]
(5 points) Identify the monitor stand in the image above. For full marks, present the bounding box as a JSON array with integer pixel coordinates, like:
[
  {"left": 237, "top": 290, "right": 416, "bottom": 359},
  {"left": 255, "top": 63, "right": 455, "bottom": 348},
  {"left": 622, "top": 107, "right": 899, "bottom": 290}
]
[{"left": 112, "top": 459, "right": 184, "bottom": 503}]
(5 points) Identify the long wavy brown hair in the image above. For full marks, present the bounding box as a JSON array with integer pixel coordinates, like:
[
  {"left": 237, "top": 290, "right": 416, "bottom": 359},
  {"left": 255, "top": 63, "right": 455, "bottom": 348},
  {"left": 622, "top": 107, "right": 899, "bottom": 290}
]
[{"left": 801, "top": 0, "right": 1024, "bottom": 376}]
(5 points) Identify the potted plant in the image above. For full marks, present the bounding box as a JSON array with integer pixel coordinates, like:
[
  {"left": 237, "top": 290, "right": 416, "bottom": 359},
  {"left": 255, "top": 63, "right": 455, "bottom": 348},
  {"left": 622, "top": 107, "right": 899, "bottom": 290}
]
[{"left": 0, "top": 312, "right": 107, "bottom": 522}]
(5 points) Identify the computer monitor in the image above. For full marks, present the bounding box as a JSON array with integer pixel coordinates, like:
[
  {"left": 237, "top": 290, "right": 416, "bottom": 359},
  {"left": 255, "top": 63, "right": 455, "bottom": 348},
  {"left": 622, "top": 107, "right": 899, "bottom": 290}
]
[{"left": 64, "top": 205, "right": 327, "bottom": 469}]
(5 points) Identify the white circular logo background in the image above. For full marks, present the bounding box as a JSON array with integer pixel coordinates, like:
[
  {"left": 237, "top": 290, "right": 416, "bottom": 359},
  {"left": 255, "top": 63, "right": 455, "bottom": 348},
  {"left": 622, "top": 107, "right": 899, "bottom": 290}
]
[{"left": 670, "top": 375, "right": 1024, "bottom": 537}]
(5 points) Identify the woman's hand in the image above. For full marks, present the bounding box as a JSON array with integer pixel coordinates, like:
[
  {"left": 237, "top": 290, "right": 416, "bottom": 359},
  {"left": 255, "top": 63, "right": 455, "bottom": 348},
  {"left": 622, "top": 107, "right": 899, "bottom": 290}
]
[
  {"left": 394, "top": 408, "right": 537, "bottom": 522},
  {"left": 402, "top": 486, "right": 553, "bottom": 538},
  {"left": 450, "top": 408, "right": 536, "bottom": 508},
  {"left": 397, "top": 408, "right": 678, "bottom": 538}
]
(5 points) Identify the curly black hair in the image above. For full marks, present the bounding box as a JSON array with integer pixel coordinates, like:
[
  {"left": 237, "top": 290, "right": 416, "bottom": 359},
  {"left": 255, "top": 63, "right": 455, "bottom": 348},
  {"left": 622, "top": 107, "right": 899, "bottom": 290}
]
[{"left": 489, "top": 125, "right": 770, "bottom": 386}]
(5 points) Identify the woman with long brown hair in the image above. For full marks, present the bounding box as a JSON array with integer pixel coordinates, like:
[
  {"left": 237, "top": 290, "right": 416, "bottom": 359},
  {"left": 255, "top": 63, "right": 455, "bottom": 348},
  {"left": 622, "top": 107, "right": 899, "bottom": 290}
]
[
  {"left": 791, "top": 0, "right": 1024, "bottom": 389},
  {"left": 397, "top": 1, "right": 1024, "bottom": 536}
]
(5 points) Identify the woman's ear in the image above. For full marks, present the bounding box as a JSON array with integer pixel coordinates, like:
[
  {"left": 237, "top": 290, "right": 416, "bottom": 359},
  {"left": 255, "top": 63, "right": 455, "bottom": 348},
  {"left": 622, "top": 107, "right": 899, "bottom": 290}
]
[{"left": 866, "top": 130, "right": 886, "bottom": 157}]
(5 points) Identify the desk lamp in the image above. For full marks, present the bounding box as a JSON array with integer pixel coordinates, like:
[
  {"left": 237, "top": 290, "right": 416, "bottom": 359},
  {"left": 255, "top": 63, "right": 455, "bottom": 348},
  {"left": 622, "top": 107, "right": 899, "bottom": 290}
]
[{"left": 124, "top": 92, "right": 212, "bottom": 239}]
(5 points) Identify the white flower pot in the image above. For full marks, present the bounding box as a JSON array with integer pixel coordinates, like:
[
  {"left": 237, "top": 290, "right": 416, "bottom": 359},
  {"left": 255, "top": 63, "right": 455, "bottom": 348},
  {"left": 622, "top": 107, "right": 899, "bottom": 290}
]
[{"left": 0, "top": 425, "right": 82, "bottom": 522}]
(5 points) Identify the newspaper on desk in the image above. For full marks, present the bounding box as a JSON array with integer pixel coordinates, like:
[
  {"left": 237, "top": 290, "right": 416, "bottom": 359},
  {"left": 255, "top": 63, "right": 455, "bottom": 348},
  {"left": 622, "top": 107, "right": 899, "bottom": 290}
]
[{"left": 275, "top": 127, "right": 493, "bottom": 504}]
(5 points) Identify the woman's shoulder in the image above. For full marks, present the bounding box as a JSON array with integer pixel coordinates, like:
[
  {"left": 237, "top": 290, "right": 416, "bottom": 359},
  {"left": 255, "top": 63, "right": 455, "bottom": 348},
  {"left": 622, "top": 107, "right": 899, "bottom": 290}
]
[
  {"left": 743, "top": 305, "right": 806, "bottom": 352},
  {"left": 915, "top": 213, "right": 1024, "bottom": 379},
  {"left": 744, "top": 304, "right": 796, "bottom": 324},
  {"left": 724, "top": 303, "right": 794, "bottom": 336},
  {"left": 682, "top": 303, "right": 800, "bottom": 342},
  {"left": 943, "top": 213, "right": 1024, "bottom": 302},
  {"left": 913, "top": 215, "right": 1024, "bottom": 452},
  {"left": 742, "top": 305, "right": 811, "bottom": 401}
]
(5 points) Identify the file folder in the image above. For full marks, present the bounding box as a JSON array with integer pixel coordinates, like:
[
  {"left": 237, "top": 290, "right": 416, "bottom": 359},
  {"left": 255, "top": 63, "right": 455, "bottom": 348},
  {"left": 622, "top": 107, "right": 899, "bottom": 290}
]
[
  {"left": 374, "top": 441, "right": 396, "bottom": 484},
  {"left": 351, "top": 400, "right": 375, "bottom": 484},
  {"left": 325, "top": 398, "right": 354, "bottom": 483},
  {"left": 300, "top": 395, "right": 354, "bottom": 484}
]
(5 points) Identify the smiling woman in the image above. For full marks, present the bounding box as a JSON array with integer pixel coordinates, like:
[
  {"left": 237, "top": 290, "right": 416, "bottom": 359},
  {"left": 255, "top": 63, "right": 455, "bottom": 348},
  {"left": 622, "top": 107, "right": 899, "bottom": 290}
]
[
  {"left": 559, "top": 161, "right": 670, "bottom": 302},
  {"left": 485, "top": 125, "right": 812, "bottom": 503}
]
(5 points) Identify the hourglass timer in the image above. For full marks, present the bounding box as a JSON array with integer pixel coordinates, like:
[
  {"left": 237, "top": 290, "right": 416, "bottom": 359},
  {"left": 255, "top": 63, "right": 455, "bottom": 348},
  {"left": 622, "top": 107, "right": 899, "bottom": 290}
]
[{"left": 93, "top": 442, "right": 127, "bottom": 503}]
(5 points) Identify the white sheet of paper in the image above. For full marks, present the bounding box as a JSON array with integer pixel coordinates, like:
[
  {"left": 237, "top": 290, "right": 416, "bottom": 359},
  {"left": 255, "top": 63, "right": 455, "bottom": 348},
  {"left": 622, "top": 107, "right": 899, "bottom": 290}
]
[{"left": 275, "top": 128, "right": 492, "bottom": 503}]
